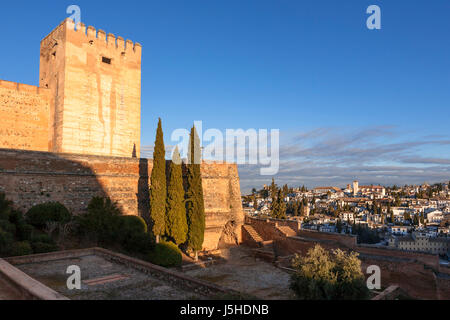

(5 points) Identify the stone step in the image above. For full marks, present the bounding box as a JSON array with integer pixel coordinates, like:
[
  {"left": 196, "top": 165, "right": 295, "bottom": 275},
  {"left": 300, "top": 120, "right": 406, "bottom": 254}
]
[
  {"left": 243, "top": 225, "right": 264, "bottom": 243},
  {"left": 277, "top": 226, "right": 298, "bottom": 237}
]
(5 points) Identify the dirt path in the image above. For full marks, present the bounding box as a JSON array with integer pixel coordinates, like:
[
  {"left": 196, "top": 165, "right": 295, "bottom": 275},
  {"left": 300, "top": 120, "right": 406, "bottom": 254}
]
[{"left": 185, "top": 247, "right": 295, "bottom": 300}]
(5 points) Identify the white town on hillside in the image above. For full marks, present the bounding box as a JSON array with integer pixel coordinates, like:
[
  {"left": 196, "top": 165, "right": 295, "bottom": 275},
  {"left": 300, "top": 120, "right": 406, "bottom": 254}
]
[{"left": 243, "top": 180, "right": 450, "bottom": 261}]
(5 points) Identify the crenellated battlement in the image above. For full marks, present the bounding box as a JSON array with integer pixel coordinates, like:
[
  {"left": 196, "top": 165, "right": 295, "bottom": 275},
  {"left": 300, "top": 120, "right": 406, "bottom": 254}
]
[{"left": 41, "top": 18, "right": 142, "bottom": 55}]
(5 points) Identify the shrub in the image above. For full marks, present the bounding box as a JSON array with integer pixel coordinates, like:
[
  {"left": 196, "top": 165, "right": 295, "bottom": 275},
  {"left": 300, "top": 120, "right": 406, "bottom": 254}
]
[
  {"left": 122, "top": 232, "right": 154, "bottom": 254},
  {"left": 120, "top": 215, "right": 148, "bottom": 234},
  {"left": 0, "top": 228, "right": 14, "bottom": 254},
  {"left": 9, "top": 241, "right": 33, "bottom": 257},
  {"left": 145, "top": 241, "right": 182, "bottom": 268},
  {"left": 0, "top": 220, "right": 16, "bottom": 235},
  {"left": 16, "top": 223, "right": 34, "bottom": 241},
  {"left": 26, "top": 202, "right": 71, "bottom": 229},
  {"left": 76, "top": 197, "right": 121, "bottom": 244},
  {"left": 117, "top": 215, "right": 148, "bottom": 244},
  {"left": 0, "top": 192, "right": 12, "bottom": 221},
  {"left": 290, "top": 245, "right": 370, "bottom": 300},
  {"left": 8, "top": 210, "right": 25, "bottom": 225},
  {"left": 31, "top": 242, "right": 58, "bottom": 254},
  {"left": 31, "top": 233, "right": 54, "bottom": 244}
]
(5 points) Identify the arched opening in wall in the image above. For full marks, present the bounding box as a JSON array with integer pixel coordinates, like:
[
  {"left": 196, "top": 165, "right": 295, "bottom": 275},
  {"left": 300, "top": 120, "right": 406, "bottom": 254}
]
[{"left": 218, "top": 220, "right": 239, "bottom": 249}]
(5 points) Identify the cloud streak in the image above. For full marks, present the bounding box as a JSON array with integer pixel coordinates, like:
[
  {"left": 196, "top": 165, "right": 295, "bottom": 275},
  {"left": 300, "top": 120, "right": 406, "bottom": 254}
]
[
  {"left": 238, "top": 126, "right": 450, "bottom": 193},
  {"left": 139, "top": 125, "right": 450, "bottom": 194}
]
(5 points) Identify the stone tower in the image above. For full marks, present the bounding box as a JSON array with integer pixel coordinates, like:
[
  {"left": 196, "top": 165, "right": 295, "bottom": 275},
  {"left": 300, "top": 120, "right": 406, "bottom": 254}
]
[
  {"left": 353, "top": 180, "right": 359, "bottom": 195},
  {"left": 39, "top": 19, "right": 142, "bottom": 157}
]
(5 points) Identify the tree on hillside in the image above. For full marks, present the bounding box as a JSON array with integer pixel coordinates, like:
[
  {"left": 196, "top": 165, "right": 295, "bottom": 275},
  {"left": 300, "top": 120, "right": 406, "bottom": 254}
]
[
  {"left": 403, "top": 211, "right": 411, "bottom": 223},
  {"left": 149, "top": 118, "right": 166, "bottom": 243},
  {"left": 419, "top": 212, "right": 425, "bottom": 225},
  {"left": 252, "top": 195, "right": 258, "bottom": 211},
  {"left": 271, "top": 189, "right": 287, "bottom": 219},
  {"left": 413, "top": 214, "right": 419, "bottom": 226},
  {"left": 185, "top": 126, "right": 205, "bottom": 261},
  {"left": 270, "top": 178, "right": 277, "bottom": 199},
  {"left": 290, "top": 245, "right": 369, "bottom": 300},
  {"left": 299, "top": 201, "right": 305, "bottom": 216},
  {"left": 292, "top": 200, "right": 299, "bottom": 216},
  {"left": 336, "top": 219, "right": 343, "bottom": 233},
  {"left": 165, "top": 147, "right": 188, "bottom": 245},
  {"left": 260, "top": 189, "right": 269, "bottom": 200},
  {"left": 282, "top": 184, "right": 289, "bottom": 197}
]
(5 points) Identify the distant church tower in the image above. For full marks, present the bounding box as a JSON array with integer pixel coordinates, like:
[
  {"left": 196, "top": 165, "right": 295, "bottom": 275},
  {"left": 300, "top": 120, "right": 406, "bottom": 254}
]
[
  {"left": 39, "top": 18, "right": 142, "bottom": 157},
  {"left": 353, "top": 180, "right": 359, "bottom": 195}
]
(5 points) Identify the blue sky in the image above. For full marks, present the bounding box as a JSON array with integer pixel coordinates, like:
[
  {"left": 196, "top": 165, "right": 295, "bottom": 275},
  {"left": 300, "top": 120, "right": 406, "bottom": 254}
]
[{"left": 0, "top": 1, "right": 449, "bottom": 192}]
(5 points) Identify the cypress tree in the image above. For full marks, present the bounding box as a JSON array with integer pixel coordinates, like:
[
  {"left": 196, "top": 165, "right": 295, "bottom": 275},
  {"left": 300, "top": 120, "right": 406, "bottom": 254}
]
[
  {"left": 165, "top": 147, "right": 188, "bottom": 245},
  {"left": 271, "top": 191, "right": 279, "bottom": 218},
  {"left": 149, "top": 118, "right": 166, "bottom": 243},
  {"left": 253, "top": 195, "right": 258, "bottom": 211},
  {"left": 271, "top": 189, "right": 286, "bottom": 219},
  {"left": 270, "top": 178, "right": 277, "bottom": 199},
  {"left": 185, "top": 126, "right": 205, "bottom": 261},
  {"left": 278, "top": 189, "right": 287, "bottom": 219}
]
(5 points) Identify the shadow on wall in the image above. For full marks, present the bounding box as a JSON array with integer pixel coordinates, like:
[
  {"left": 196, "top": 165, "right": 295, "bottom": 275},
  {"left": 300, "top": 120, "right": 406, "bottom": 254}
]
[
  {"left": 138, "top": 158, "right": 150, "bottom": 224},
  {"left": 0, "top": 148, "right": 152, "bottom": 221}
]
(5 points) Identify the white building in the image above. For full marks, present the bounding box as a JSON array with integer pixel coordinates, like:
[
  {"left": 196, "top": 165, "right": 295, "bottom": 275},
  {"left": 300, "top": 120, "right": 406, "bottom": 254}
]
[
  {"left": 390, "top": 226, "right": 409, "bottom": 236},
  {"left": 426, "top": 210, "right": 444, "bottom": 224}
]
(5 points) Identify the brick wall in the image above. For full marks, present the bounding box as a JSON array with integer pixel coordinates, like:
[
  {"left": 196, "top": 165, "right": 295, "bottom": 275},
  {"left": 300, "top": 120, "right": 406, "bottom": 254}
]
[
  {"left": 0, "top": 81, "right": 50, "bottom": 152},
  {"left": 0, "top": 149, "right": 244, "bottom": 251}
]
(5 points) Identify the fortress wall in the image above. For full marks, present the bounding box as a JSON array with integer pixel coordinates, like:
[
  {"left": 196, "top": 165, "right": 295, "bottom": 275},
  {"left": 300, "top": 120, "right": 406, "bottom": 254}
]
[
  {"left": 296, "top": 229, "right": 357, "bottom": 248},
  {"left": 0, "top": 81, "right": 50, "bottom": 152},
  {"left": 0, "top": 149, "right": 244, "bottom": 251}
]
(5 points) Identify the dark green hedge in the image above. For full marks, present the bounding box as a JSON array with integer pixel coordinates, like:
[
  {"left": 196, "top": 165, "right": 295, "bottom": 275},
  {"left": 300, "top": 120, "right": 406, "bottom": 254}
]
[
  {"left": 26, "top": 202, "right": 72, "bottom": 228},
  {"left": 9, "top": 241, "right": 33, "bottom": 257},
  {"left": 145, "top": 241, "right": 182, "bottom": 268}
]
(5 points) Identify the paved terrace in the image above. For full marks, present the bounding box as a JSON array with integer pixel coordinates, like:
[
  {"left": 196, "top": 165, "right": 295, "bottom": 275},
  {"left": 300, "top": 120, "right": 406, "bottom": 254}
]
[
  {"left": 16, "top": 255, "right": 204, "bottom": 300},
  {"left": 2, "top": 248, "right": 242, "bottom": 300}
]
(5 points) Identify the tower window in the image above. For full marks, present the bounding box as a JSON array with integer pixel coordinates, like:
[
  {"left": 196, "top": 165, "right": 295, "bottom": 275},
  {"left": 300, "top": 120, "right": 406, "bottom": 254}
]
[{"left": 102, "top": 57, "right": 112, "bottom": 64}]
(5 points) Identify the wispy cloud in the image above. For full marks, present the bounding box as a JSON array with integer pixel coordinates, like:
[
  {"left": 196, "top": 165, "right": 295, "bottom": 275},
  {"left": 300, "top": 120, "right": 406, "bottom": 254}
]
[{"left": 238, "top": 126, "right": 450, "bottom": 192}]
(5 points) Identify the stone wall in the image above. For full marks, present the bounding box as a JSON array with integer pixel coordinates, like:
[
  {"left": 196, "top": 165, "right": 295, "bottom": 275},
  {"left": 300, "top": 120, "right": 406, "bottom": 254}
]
[
  {"left": 0, "top": 81, "right": 50, "bottom": 152},
  {"left": 0, "top": 149, "right": 244, "bottom": 251}
]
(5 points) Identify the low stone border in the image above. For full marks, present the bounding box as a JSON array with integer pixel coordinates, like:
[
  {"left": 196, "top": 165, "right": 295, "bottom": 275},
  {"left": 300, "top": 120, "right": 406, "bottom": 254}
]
[
  {"left": 92, "top": 248, "right": 242, "bottom": 297},
  {"left": 180, "top": 259, "right": 222, "bottom": 272},
  {"left": 371, "top": 285, "right": 401, "bottom": 300},
  {"left": 0, "top": 259, "right": 68, "bottom": 300},
  {"left": 5, "top": 248, "right": 95, "bottom": 265}
]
